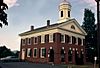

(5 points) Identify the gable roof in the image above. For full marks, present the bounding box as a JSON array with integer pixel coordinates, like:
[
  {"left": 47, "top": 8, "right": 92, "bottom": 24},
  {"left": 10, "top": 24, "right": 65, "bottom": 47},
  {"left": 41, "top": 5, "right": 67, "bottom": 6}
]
[{"left": 19, "top": 19, "right": 87, "bottom": 36}]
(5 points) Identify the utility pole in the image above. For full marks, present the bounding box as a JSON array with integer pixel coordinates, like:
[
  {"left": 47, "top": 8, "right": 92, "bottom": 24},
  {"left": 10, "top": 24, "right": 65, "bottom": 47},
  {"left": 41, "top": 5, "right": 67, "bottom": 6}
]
[{"left": 95, "top": 0, "right": 100, "bottom": 67}]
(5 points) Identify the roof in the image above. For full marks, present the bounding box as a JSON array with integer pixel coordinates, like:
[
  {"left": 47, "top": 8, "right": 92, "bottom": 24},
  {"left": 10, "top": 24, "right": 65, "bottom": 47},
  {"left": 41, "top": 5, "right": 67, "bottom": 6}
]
[{"left": 19, "top": 19, "right": 87, "bottom": 36}]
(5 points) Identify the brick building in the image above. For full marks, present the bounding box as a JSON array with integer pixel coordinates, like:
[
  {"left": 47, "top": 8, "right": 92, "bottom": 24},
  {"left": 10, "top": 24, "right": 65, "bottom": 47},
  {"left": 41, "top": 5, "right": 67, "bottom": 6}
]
[{"left": 19, "top": 0, "right": 87, "bottom": 64}]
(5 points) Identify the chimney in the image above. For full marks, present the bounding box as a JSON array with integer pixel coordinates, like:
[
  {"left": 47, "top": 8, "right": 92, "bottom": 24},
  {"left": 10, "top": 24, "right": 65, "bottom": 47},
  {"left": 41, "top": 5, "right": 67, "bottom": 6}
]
[
  {"left": 31, "top": 25, "right": 34, "bottom": 31},
  {"left": 47, "top": 20, "right": 50, "bottom": 27}
]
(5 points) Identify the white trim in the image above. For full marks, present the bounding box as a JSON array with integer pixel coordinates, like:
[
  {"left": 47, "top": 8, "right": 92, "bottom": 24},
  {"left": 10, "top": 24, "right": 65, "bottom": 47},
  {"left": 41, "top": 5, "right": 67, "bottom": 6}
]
[
  {"left": 22, "top": 39, "right": 26, "bottom": 45},
  {"left": 40, "top": 47, "right": 46, "bottom": 58},
  {"left": 41, "top": 35, "right": 44, "bottom": 43},
  {"left": 75, "top": 37, "right": 78, "bottom": 45},
  {"left": 49, "top": 34, "right": 53, "bottom": 43},
  {"left": 34, "top": 37, "right": 38, "bottom": 44},
  {"left": 81, "top": 39, "right": 83, "bottom": 46},
  {"left": 27, "top": 48, "right": 31, "bottom": 57},
  {"left": 69, "top": 36, "right": 72, "bottom": 44},
  {"left": 27, "top": 38, "right": 31, "bottom": 45},
  {"left": 61, "top": 34, "right": 65, "bottom": 43}
]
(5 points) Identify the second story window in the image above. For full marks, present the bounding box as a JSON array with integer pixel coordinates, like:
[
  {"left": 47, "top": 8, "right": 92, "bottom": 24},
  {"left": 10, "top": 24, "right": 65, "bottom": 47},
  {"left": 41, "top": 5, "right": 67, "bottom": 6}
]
[
  {"left": 41, "top": 35, "right": 44, "bottom": 43},
  {"left": 72, "top": 36, "right": 76, "bottom": 44},
  {"left": 34, "top": 37, "right": 38, "bottom": 44},
  {"left": 78, "top": 38, "right": 82, "bottom": 45},
  {"left": 49, "top": 34, "right": 53, "bottom": 42},
  {"left": 61, "top": 35, "right": 65, "bottom": 43},
  {"left": 22, "top": 39, "right": 26, "bottom": 45},
  {"left": 45, "top": 34, "right": 49, "bottom": 43},
  {"left": 65, "top": 35, "right": 70, "bottom": 43},
  {"left": 53, "top": 33, "right": 56, "bottom": 42},
  {"left": 28, "top": 38, "right": 31, "bottom": 45},
  {"left": 38, "top": 36, "right": 41, "bottom": 43}
]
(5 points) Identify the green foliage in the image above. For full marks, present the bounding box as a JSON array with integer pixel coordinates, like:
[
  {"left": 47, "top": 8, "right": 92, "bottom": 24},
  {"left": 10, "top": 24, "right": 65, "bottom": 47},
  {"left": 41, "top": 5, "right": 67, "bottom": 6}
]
[
  {"left": 0, "top": 0, "right": 8, "bottom": 28},
  {"left": 0, "top": 46, "right": 14, "bottom": 58},
  {"left": 82, "top": 8, "right": 97, "bottom": 63}
]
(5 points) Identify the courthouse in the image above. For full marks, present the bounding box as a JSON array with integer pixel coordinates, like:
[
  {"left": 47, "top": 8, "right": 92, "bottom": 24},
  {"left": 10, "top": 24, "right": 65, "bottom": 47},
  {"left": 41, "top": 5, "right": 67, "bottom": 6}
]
[{"left": 19, "top": 0, "right": 87, "bottom": 64}]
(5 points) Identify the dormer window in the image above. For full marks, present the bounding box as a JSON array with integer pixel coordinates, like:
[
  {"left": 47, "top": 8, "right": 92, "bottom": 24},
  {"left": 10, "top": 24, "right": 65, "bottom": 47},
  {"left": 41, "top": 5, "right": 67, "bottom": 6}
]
[{"left": 71, "top": 25, "right": 75, "bottom": 30}]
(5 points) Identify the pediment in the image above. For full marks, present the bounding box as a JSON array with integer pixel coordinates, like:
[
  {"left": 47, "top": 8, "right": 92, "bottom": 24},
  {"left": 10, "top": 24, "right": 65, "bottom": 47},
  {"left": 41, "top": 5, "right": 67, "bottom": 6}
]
[{"left": 58, "top": 19, "right": 87, "bottom": 35}]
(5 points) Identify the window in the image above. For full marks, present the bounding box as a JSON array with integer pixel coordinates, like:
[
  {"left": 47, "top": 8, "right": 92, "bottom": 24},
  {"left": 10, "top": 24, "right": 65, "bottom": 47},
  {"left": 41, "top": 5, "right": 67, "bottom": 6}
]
[
  {"left": 28, "top": 38, "right": 31, "bottom": 45},
  {"left": 49, "top": 34, "right": 53, "bottom": 42},
  {"left": 33, "top": 48, "right": 37, "bottom": 58},
  {"left": 65, "top": 35, "right": 70, "bottom": 43},
  {"left": 38, "top": 36, "right": 41, "bottom": 43},
  {"left": 83, "top": 39, "right": 85, "bottom": 45},
  {"left": 61, "top": 11, "right": 63, "bottom": 17},
  {"left": 78, "top": 38, "right": 82, "bottom": 45},
  {"left": 34, "top": 37, "right": 38, "bottom": 44},
  {"left": 45, "top": 35, "right": 49, "bottom": 43},
  {"left": 72, "top": 36, "right": 76, "bottom": 44},
  {"left": 53, "top": 33, "right": 56, "bottom": 42},
  {"left": 61, "top": 35, "right": 65, "bottom": 43},
  {"left": 41, "top": 48, "right": 46, "bottom": 58},
  {"left": 27, "top": 48, "right": 32, "bottom": 57},
  {"left": 22, "top": 39, "right": 26, "bottom": 45},
  {"left": 41, "top": 35, "right": 44, "bottom": 43},
  {"left": 71, "top": 25, "right": 75, "bottom": 30},
  {"left": 68, "top": 11, "right": 70, "bottom": 17}
]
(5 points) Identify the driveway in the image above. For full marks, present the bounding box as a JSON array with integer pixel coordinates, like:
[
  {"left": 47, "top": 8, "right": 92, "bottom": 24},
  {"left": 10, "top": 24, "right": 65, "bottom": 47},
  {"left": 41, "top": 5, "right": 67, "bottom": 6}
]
[{"left": 0, "top": 62, "right": 66, "bottom": 68}]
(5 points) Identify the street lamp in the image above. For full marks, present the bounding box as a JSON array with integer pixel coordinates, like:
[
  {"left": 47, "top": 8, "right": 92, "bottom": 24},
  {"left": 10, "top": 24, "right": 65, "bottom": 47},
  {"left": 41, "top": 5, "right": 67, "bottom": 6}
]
[
  {"left": 94, "top": 56, "right": 97, "bottom": 68},
  {"left": 95, "top": 0, "right": 100, "bottom": 67}
]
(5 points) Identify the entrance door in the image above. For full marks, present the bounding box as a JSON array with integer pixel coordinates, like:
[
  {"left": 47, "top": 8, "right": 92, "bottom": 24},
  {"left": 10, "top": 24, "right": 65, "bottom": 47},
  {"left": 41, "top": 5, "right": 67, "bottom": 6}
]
[
  {"left": 22, "top": 49, "right": 25, "bottom": 60},
  {"left": 49, "top": 49, "right": 54, "bottom": 62}
]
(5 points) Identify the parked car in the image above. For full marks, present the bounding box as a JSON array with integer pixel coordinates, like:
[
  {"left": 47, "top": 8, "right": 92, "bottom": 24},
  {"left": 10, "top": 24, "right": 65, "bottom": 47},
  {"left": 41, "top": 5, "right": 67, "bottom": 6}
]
[{"left": 1, "top": 56, "right": 20, "bottom": 62}]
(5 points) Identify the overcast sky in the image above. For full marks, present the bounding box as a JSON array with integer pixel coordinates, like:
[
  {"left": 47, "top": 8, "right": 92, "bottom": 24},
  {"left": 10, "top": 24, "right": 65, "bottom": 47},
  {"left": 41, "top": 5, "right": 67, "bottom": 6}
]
[{"left": 0, "top": 0, "right": 97, "bottom": 51}]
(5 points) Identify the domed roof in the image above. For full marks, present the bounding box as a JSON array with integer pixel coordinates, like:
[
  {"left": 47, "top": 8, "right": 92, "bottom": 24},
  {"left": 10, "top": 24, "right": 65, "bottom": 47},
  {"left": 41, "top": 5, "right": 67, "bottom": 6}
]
[{"left": 60, "top": 0, "right": 70, "bottom": 5}]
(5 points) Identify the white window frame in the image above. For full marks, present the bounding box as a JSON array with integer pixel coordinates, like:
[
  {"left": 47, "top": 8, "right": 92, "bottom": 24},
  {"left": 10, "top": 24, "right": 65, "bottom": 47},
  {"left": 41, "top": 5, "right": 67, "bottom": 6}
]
[
  {"left": 27, "top": 38, "right": 31, "bottom": 45},
  {"left": 61, "top": 34, "right": 65, "bottom": 43},
  {"left": 22, "top": 39, "right": 26, "bottom": 45},
  {"left": 34, "top": 37, "right": 38, "bottom": 44},
  {"left": 27, "top": 48, "right": 31, "bottom": 57},
  {"left": 49, "top": 34, "right": 53, "bottom": 43},
  {"left": 33, "top": 48, "right": 37, "bottom": 58},
  {"left": 41, "top": 47, "right": 46, "bottom": 58},
  {"left": 41, "top": 35, "right": 44, "bottom": 43}
]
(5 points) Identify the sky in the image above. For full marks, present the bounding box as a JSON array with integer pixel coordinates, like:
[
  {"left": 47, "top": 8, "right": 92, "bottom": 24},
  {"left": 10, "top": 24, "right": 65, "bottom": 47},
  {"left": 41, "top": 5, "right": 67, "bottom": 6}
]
[{"left": 0, "top": 0, "right": 97, "bottom": 51}]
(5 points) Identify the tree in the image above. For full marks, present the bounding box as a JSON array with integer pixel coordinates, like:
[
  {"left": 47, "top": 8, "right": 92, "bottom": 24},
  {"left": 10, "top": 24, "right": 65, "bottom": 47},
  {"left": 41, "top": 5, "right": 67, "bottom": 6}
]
[
  {"left": 0, "top": 0, "right": 8, "bottom": 28},
  {"left": 82, "top": 8, "right": 97, "bottom": 63},
  {"left": 0, "top": 46, "right": 14, "bottom": 58}
]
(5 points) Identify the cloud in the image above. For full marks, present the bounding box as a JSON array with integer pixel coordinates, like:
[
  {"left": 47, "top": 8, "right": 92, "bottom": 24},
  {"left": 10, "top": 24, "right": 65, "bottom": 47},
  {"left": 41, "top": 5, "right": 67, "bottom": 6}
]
[
  {"left": 79, "top": 0, "right": 96, "bottom": 11},
  {"left": 4, "top": 0, "right": 19, "bottom": 8}
]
